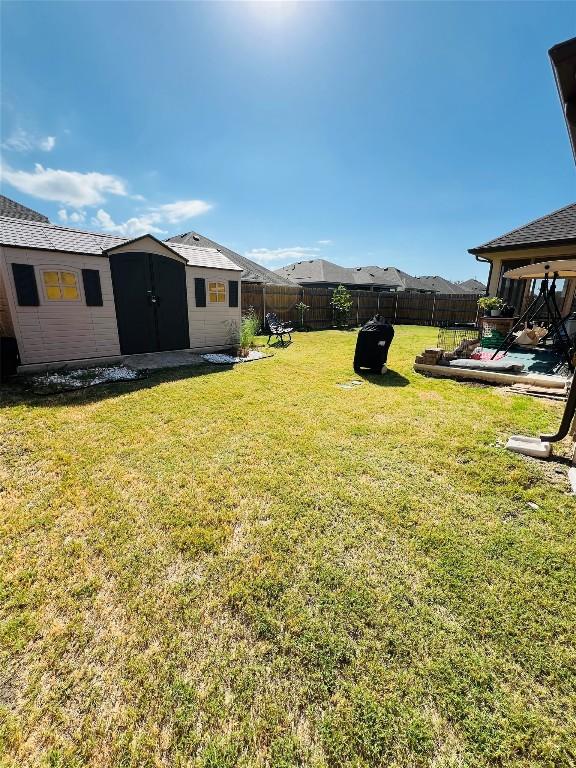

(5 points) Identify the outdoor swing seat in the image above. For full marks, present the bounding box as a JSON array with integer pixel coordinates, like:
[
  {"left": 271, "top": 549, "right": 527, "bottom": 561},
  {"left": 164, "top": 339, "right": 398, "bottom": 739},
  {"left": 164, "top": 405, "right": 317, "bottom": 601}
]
[{"left": 265, "top": 312, "right": 293, "bottom": 346}]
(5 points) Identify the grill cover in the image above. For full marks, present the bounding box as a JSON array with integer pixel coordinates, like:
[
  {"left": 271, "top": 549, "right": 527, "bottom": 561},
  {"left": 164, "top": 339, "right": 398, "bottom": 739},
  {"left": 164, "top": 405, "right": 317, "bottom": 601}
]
[{"left": 353, "top": 315, "right": 395, "bottom": 373}]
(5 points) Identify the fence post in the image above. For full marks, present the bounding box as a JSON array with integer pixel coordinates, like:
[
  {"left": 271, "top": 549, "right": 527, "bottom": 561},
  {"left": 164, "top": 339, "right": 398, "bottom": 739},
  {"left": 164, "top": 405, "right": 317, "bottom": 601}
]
[
  {"left": 393, "top": 293, "right": 398, "bottom": 323},
  {"left": 377, "top": 291, "right": 380, "bottom": 313},
  {"left": 431, "top": 293, "right": 437, "bottom": 326},
  {"left": 262, "top": 283, "right": 266, "bottom": 325},
  {"left": 356, "top": 293, "right": 360, "bottom": 326}
]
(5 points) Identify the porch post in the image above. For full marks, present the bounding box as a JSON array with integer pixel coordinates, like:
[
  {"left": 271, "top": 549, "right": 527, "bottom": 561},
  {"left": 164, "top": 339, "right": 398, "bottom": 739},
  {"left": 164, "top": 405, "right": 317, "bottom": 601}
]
[{"left": 562, "top": 277, "right": 576, "bottom": 316}]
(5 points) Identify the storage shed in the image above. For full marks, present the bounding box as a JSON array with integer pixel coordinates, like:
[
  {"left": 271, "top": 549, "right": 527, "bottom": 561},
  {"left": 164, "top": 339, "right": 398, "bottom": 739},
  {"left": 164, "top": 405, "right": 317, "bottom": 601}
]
[{"left": 0, "top": 216, "right": 242, "bottom": 372}]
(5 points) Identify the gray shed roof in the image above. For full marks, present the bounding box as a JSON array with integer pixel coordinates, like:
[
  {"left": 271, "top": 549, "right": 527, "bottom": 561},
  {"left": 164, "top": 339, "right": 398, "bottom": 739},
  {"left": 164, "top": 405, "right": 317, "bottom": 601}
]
[
  {"left": 0, "top": 194, "right": 49, "bottom": 223},
  {"left": 168, "top": 231, "right": 295, "bottom": 285},
  {"left": 0, "top": 216, "right": 241, "bottom": 271},
  {"left": 469, "top": 203, "right": 576, "bottom": 255}
]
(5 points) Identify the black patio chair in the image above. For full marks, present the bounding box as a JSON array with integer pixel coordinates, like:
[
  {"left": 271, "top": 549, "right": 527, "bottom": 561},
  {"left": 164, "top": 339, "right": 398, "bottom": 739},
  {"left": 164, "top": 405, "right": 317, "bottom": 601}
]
[{"left": 265, "top": 312, "right": 293, "bottom": 346}]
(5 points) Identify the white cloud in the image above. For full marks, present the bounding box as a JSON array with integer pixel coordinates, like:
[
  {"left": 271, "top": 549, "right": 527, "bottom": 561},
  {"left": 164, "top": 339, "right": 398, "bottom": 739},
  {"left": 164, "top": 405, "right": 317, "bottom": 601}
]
[
  {"left": 58, "top": 208, "right": 85, "bottom": 225},
  {"left": 317, "top": 239, "right": 332, "bottom": 245},
  {"left": 0, "top": 163, "right": 128, "bottom": 207},
  {"left": 39, "top": 136, "right": 56, "bottom": 152},
  {"left": 245, "top": 246, "right": 321, "bottom": 264},
  {"left": 92, "top": 209, "right": 166, "bottom": 238},
  {"left": 91, "top": 198, "right": 212, "bottom": 238},
  {"left": 1, "top": 128, "right": 56, "bottom": 153},
  {"left": 152, "top": 199, "right": 212, "bottom": 222}
]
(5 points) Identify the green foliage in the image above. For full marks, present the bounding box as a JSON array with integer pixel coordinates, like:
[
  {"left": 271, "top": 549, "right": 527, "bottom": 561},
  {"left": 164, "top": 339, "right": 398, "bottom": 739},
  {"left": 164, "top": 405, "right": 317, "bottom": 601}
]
[
  {"left": 330, "top": 284, "right": 353, "bottom": 326},
  {"left": 478, "top": 295, "right": 504, "bottom": 311},
  {"left": 239, "top": 307, "right": 260, "bottom": 350},
  {"left": 294, "top": 301, "right": 310, "bottom": 328}
]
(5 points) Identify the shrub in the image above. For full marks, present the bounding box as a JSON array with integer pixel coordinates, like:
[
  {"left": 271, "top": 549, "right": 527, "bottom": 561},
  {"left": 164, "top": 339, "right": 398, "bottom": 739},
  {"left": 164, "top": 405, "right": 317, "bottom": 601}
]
[
  {"left": 330, "top": 285, "right": 353, "bottom": 327},
  {"left": 295, "top": 301, "right": 310, "bottom": 329},
  {"left": 239, "top": 308, "right": 260, "bottom": 350}
]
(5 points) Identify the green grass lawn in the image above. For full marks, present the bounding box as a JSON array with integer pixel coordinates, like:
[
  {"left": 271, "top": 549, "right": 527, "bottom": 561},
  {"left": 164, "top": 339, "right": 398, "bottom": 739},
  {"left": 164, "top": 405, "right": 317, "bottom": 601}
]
[{"left": 1, "top": 327, "right": 575, "bottom": 768}]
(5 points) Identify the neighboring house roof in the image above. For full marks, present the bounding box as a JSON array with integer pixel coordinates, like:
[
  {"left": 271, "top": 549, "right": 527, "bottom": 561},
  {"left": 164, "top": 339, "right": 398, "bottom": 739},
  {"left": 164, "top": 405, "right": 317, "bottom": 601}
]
[
  {"left": 0, "top": 194, "right": 49, "bottom": 223},
  {"left": 458, "top": 278, "right": 486, "bottom": 293},
  {"left": 468, "top": 203, "right": 576, "bottom": 255},
  {"left": 0, "top": 216, "right": 241, "bottom": 271},
  {"left": 409, "top": 276, "right": 464, "bottom": 294},
  {"left": 274, "top": 259, "right": 465, "bottom": 293},
  {"left": 275, "top": 259, "right": 403, "bottom": 288},
  {"left": 167, "top": 231, "right": 294, "bottom": 285}
]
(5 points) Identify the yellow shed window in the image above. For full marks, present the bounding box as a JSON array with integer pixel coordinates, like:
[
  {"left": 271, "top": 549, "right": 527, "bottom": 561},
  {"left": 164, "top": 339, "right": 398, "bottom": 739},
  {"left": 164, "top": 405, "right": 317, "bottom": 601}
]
[
  {"left": 42, "top": 270, "right": 80, "bottom": 301},
  {"left": 208, "top": 281, "right": 226, "bottom": 303}
]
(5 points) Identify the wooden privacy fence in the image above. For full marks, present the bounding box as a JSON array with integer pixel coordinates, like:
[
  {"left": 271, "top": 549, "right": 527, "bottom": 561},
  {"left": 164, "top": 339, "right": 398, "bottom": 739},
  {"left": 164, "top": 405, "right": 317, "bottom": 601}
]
[{"left": 241, "top": 284, "right": 481, "bottom": 329}]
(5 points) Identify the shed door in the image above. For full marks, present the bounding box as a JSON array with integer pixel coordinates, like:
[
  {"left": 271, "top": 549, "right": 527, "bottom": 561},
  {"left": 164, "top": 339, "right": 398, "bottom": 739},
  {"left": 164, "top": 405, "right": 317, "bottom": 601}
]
[{"left": 110, "top": 252, "right": 189, "bottom": 355}]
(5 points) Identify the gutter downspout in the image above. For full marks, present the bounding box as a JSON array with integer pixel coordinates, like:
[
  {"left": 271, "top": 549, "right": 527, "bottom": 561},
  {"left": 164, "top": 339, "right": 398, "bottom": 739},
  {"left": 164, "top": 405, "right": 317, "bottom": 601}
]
[{"left": 474, "top": 254, "right": 491, "bottom": 296}]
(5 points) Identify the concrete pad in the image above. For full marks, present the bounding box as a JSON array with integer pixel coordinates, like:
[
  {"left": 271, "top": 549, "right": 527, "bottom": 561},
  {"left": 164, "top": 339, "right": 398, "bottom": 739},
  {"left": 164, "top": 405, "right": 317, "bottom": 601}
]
[
  {"left": 506, "top": 435, "right": 552, "bottom": 459},
  {"left": 568, "top": 467, "right": 576, "bottom": 494},
  {"left": 125, "top": 350, "right": 206, "bottom": 371}
]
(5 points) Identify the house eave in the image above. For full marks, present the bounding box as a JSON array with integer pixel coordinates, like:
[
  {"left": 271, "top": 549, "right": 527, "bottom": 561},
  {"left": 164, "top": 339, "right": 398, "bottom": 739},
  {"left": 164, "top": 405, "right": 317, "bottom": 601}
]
[
  {"left": 549, "top": 37, "right": 576, "bottom": 164},
  {"left": 468, "top": 237, "right": 576, "bottom": 257}
]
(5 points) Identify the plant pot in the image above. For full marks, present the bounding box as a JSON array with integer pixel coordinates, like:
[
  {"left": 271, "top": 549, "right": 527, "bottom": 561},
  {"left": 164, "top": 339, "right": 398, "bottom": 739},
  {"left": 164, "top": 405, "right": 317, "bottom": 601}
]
[{"left": 490, "top": 309, "right": 502, "bottom": 317}]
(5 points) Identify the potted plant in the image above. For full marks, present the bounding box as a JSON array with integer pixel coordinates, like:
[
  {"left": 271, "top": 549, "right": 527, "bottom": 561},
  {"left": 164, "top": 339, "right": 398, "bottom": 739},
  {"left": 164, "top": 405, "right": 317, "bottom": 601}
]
[{"left": 477, "top": 296, "right": 504, "bottom": 317}]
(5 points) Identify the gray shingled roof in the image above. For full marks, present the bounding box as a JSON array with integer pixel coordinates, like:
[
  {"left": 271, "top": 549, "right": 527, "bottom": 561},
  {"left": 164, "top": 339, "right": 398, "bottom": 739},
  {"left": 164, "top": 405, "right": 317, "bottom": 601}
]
[
  {"left": 469, "top": 203, "right": 576, "bottom": 254},
  {"left": 273, "top": 260, "right": 467, "bottom": 293},
  {"left": 0, "top": 216, "right": 241, "bottom": 271},
  {"left": 274, "top": 259, "right": 404, "bottom": 288},
  {"left": 409, "top": 276, "right": 464, "bottom": 294},
  {"left": 0, "top": 194, "right": 49, "bottom": 223},
  {"left": 168, "top": 231, "right": 295, "bottom": 285},
  {"left": 458, "top": 278, "right": 486, "bottom": 293}
]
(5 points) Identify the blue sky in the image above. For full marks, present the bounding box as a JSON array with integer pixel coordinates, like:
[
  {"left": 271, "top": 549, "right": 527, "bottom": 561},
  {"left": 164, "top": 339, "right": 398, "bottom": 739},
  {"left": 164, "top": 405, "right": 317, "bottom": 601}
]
[{"left": 1, "top": 1, "right": 574, "bottom": 282}]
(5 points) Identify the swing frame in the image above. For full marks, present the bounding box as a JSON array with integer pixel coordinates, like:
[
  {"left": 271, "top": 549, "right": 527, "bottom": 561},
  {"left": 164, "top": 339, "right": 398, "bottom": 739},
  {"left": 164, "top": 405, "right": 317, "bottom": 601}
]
[{"left": 489, "top": 263, "right": 574, "bottom": 372}]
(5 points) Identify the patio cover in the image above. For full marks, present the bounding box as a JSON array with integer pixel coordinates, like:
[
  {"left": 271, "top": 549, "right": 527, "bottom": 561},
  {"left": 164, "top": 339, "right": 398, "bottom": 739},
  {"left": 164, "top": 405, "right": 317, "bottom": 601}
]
[{"left": 503, "top": 259, "right": 576, "bottom": 280}]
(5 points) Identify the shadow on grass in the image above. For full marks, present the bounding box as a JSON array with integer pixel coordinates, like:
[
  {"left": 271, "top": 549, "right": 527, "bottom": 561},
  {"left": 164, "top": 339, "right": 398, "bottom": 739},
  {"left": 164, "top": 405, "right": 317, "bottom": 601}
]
[
  {"left": 0, "top": 362, "right": 233, "bottom": 410},
  {"left": 267, "top": 339, "right": 293, "bottom": 349},
  {"left": 355, "top": 369, "right": 410, "bottom": 387}
]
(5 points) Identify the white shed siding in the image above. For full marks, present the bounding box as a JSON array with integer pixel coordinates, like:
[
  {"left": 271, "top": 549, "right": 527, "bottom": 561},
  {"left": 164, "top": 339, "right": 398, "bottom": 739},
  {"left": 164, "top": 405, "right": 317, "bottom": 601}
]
[
  {"left": 1, "top": 246, "right": 121, "bottom": 365},
  {"left": 186, "top": 267, "right": 241, "bottom": 349},
  {"left": 0, "top": 264, "right": 14, "bottom": 336}
]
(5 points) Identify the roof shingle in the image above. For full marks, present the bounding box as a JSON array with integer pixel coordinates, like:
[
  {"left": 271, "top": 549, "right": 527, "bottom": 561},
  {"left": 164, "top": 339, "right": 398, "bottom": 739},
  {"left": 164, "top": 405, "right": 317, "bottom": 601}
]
[
  {"left": 0, "top": 217, "right": 240, "bottom": 271},
  {"left": 469, "top": 203, "right": 576, "bottom": 254},
  {"left": 0, "top": 194, "right": 49, "bottom": 223}
]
